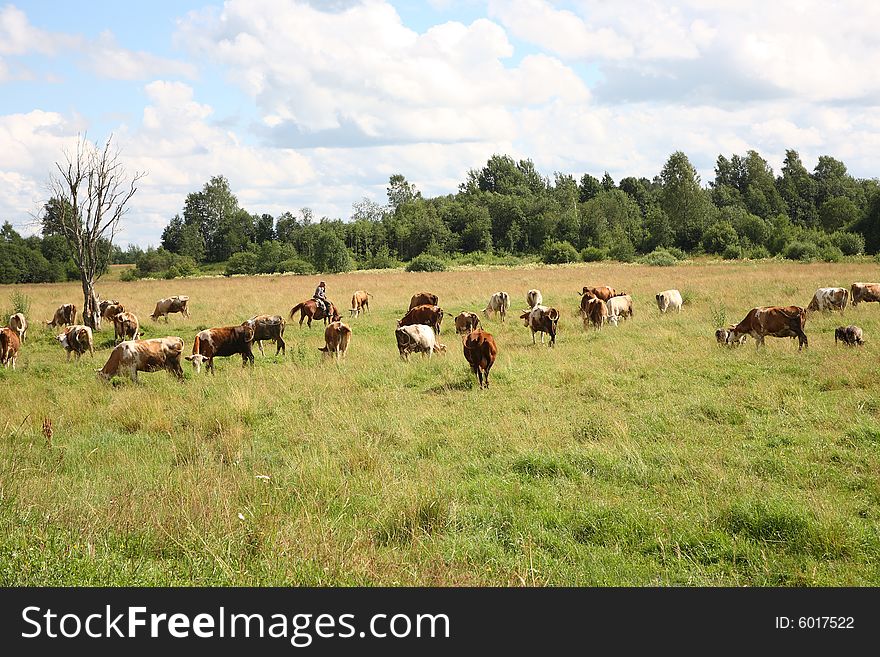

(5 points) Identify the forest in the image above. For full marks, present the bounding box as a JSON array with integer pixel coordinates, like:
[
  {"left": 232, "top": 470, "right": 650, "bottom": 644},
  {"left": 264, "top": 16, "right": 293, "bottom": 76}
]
[{"left": 4, "top": 148, "right": 880, "bottom": 284}]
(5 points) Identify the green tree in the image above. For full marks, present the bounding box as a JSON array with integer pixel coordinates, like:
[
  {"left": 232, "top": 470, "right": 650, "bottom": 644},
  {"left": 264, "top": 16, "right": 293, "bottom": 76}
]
[
  {"left": 777, "top": 149, "right": 818, "bottom": 228},
  {"left": 578, "top": 173, "right": 601, "bottom": 203},
  {"left": 254, "top": 213, "right": 275, "bottom": 244},
  {"left": 387, "top": 174, "right": 421, "bottom": 210},
  {"left": 659, "top": 151, "right": 713, "bottom": 250},
  {"left": 819, "top": 197, "right": 860, "bottom": 232},
  {"left": 313, "top": 231, "right": 354, "bottom": 273}
]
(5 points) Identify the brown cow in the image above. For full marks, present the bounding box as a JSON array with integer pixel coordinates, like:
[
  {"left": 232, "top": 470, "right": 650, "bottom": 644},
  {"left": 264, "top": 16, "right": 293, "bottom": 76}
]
[
  {"left": 150, "top": 296, "right": 190, "bottom": 322},
  {"left": 398, "top": 304, "right": 444, "bottom": 335},
  {"left": 728, "top": 306, "right": 808, "bottom": 350},
  {"left": 56, "top": 325, "right": 94, "bottom": 361},
  {"left": 520, "top": 305, "right": 560, "bottom": 346},
  {"left": 835, "top": 325, "right": 864, "bottom": 346},
  {"left": 349, "top": 290, "right": 372, "bottom": 317},
  {"left": 0, "top": 327, "right": 21, "bottom": 370},
  {"left": 409, "top": 292, "right": 438, "bottom": 310},
  {"left": 581, "top": 296, "right": 607, "bottom": 330},
  {"left": 319, "top": 321, "right": 352, "bottom": 362},
  {"left": 454, "top": 311, "right": 480, "bottom": 334},
  {"left": 850, "top": 283, "right": 880, "bottom": 307},
  {"left": 97, "top": 337, "right": 184, "bottom": 383},
  {"left": 8, "top": 313, "right": 27, "bottom": 343},
  {"left": 101, "top": 302, "right": 125, "bottom": 325},
  {"left": 113, "top": 312, "right": 141, "bottom": 344},
  {"left": 580, "top": 286, "right": 616, "bottom": 301},
  {"left": 185, "top": 325, "right": 255, "bottom": 374},
  {"left": 243, "top": 315, "right": 286, "bottom": 356},
  {"left": 46, "top": 303, "right": 77, "bottom": 327},
  {"left": 463, "top": 328, "right": 497, "bottom": 389}
]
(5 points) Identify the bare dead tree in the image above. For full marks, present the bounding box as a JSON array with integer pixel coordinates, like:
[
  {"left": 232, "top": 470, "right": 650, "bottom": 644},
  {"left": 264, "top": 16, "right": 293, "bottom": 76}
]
[{"left": 48, "top": 135, "right": 145, "bottom": 330}]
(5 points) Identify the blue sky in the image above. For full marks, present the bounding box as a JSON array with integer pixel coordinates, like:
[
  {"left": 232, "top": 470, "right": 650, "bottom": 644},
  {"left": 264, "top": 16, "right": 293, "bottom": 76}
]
[{"left": 2, "top": 0, "right": 880, "bottom": 247}]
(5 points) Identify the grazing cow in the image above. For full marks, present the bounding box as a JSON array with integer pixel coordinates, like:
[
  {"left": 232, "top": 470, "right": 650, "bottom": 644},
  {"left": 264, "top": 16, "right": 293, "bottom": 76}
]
[
  {"left": 850, "top": 283, "right": 880, "bottom": 307},
  {"left": 483, "top": 291, "right": 510, "bottom": 322},
  {"left": 520, "top": 305, "right": 560, "bottom": 346},
  {"left": 97, "top": 336, "right": 184, "bottom": 383},
  {"left": 463, "top": 328, "right": 497, "bottom": 389},
  {"left": 580, "top": 286, "right": 616, "bottom": 301},
  {"left": 349, "top": 290, "right": 372, "bottom": 317},
  {"left": 728, "top": 306, "right": 808, "bottom": 350},
  {"left": 46, "top": 303, "right": 77, "bottom": 327},
  {"left": 319, "top": 321, "right": 352, "bottom": 362},
  {"left": 113, "top": 312, "right": 141, "bottom": 343},
  {"left": 409, "top": 292, "right": 439, "bottom": 310},
  {"left": 0, "top": 327, "right": 21, "bottom": 369},
  {"left": 454, "top": 311, "right": 480, "bottom": 335},
  {"left": 185, "top": 325, "right": 255, "bottom": 374},
  {"left": 656, "top": 289, "right": 683, "bottom": 314},
  {"left": 101, "top": 302, "right": 125, "bottom": 325},
  {"left": 835, "top": 325, "right": 864, "bottom": 346},
  {"left": 398, "top": 304, "right": 445, "bottom": 335},
  {"left": 606, "top": 294, "right": 634, "bottom": 323},
  {"left": 806, "top": 287, "right": 848, "bottom": 314},
  {"left": 715, "top": 326, "right": 747, "bottom": 347},
  {"left": 582, "top": 296, "right": 608, "bottom": 330},
  {"left": 99, "top": 299, "right": 120, "bottom": 315},
  {"left": 8, "top": 313, "right": 27, "bottom": 343},
  {"left": 526, "top": 289, "right": 543, "bottom": 309},
  {"left": 395, "top": 324, "right": 446, "bottom": 360},
  {"left": 150, "top": 295, "right": 190, "bottom": 322},
  {"left": 243, "top": 315, "right": 286, "bottom": 356},
  {"left": 56, "top": 325, "right": 94, "bottom": 361}
]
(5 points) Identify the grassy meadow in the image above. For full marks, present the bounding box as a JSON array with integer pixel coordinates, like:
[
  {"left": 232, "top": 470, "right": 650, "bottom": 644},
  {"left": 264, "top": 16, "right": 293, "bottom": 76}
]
[{"left": 2, "top": 259, "right": 880, "bottom": 586}]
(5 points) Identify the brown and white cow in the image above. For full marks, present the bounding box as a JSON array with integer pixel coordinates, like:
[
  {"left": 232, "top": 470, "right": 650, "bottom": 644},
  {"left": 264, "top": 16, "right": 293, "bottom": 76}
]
[
  {"left": 463, "top": 328, "right": 497, "bottom": 389},
  {"left": 113, "top": 312, "right": 141, "bottom": 344},
  {"left": 243, "top": 315, "right": 286, "bottom": 356},
  {"left": 0, "top": 327, "right": 21, "bottom": 369},
  {"left": 185, "top": 325, "right": 255, "bottom": 374},
  {"left": 520, "top": 305, "right": 559, "bottom": 346},
  {"left": 454, "top": 311, "right": 480, "bottom": 335},
  {"left": 728, "top": 306, "right": 808, "bottom": 350},
  {"left": 409, "top": 292, "right": 439, "bottom": 310},
  {"left": 8, "top": 313, "right": 27, "bottom": 343},
  {"left": 319, "top": 321, "right": 352, "bottom": 362},
  {"left": 97, "top": 336, "right": 185, "bottom": 383},
  {"left": 150, "top": 295, "right": 190, "bottom": 322},
  {"left": 56, "top": 325, "right": 94, "bottom": 361},
  {"left": 101, "top": 301, "right": 125, "bottom": 325},
  {"left": 850, "top": 283, "right": 880, "bottom": 307},
  {"left": 834, "top": 325, "right": 864, "bottom": 346},
  {"left": 46, "top": 303, "right": 77, "bottom": 327},
  {"left": 526, "top": 289, "right": 543, "bottom": 309},
  {"left": 582, "top": 296, "right": 607, "bottom": 330},
  {"left": 483, "top": 291, "right": 510, "bottom": 322},
  {"left": 349, "top": 290, "right": 372, "bottom": 317},
  {"left": 398, "top": 304, "right": 445, "bottom": 335},
  {"left": 580, "top": 286, "right": 616, "bottom": 301},
  {"left": 807, "top": 287, "right": 848, "bottom": 314},
  {"left": 396, "top": 324, "right": 446, "bottom": 360}
]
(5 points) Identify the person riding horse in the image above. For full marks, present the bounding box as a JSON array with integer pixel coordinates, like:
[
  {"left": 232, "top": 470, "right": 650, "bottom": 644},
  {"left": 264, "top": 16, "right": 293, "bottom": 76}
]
[{"left": 313, "top": 281, "right": 332, "bottom": 318}]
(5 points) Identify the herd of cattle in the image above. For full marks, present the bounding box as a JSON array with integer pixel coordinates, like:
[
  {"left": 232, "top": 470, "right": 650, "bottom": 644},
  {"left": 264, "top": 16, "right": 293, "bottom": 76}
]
[{"left": 2, "top": 281, "right": 880, "bottom": 388}]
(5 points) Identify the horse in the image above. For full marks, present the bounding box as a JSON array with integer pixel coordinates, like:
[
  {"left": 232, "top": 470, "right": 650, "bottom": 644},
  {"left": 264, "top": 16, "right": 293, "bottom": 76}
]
[{"left": 289, "top": 299, "right": 341, "bottom": 328}]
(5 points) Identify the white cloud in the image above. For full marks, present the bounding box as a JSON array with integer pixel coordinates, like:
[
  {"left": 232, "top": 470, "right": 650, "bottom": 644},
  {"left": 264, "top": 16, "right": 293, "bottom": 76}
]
[{"left": 84, "top": 31, "right": 197, "bottom": 81}]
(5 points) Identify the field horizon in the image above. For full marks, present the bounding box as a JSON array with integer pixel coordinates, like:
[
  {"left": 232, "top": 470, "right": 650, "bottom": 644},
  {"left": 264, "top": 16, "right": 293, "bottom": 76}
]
[{"left": 2, "top": 259, "right": 880, "bottom": 586}]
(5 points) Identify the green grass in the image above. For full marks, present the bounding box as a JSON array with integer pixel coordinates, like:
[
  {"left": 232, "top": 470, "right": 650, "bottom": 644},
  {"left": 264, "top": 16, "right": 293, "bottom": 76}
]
[{"left": 2, "top": 260, "right": 880, "bottom": 585}]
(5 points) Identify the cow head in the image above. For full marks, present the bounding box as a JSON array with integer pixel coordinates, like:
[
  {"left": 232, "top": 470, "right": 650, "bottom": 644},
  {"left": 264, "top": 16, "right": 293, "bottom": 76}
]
[
  {"left": 715, "top": 328, "right": 729, "bottom": 344},
  {"left": 185, "top": 354, "right": 209, "bottom": 373},
  {"left": 96, "top": 369, "right": 111, "bottom": 382},
  {"left": 56, "top": 331, "right": 69, "bottom": 349},
  {"left": 433, "top": 343, "right": 447, "bottom": 355},
  {"left": 520, "top": 310, "right": 531, "bottom": 326},
  {"left": 608, "top": 315, "right": 620, "bottom": 327}
]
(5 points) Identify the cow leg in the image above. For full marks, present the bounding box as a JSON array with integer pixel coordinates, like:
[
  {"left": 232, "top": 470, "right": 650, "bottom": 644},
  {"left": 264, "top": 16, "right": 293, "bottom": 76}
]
[
  {"left": 276, "top": 337, "right": 285, "bottom": 356},
  {"left": 256, "top": 340, "right": 265, "bottom": 356},
  {"left": 797, "top": 331, "right": 808, "bottom": 351}
]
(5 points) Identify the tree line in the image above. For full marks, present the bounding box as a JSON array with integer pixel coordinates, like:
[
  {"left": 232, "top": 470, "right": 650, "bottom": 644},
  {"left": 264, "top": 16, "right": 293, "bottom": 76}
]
[{"left": 5, "top": 148, "right": 880, "bottom": 284}]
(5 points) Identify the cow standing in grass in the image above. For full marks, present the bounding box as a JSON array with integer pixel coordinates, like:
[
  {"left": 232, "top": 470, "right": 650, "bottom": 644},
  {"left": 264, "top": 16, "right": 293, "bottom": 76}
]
[
  {"left": 728, "top": 306, "right": 808, "bottom": 350},
  {"left": 396, "top": 324, "right": 446, "bottom": 360},
  {"left": 463, "top": 328, "right": 497, "bottom": 389},
  {"left": 656, "top": 289, "right": 683, "bottom": 314},
  {"left": 398, "top": 304, "right": 445, "bottom": 335},
  {"left": 47, "top": 304, "right": 77, "bottom": 328},
  {"left": 243, "top": 315, "right": 286, "bottom": 356},
  {"left": 97, "top": 337, "right": 184, "bottom": 383},
  {"left": 526, "top": 289, "right": 542, "bottom": 309},
  {"left": 409, "top": 292, "right": 438, "bottom": 310},
  {"left": 850, "top": 283, "right": 880, "bottom": 307},
  {"left": 186, "top": 325, "right": 255, "bottom": 374},
  {"left": 150, "top": 296, "right": 190, "bottom": 322},
  {"left": 350, "top": 290, "right": 372, "bottom": 317},
  {"left": 320, "top": 321, "right": 352, "bottom": 362},
  {"left": 113, "top": 312, "right": 141, "bottom": 344},
  {"left": 8, "top": 313, "right": 27, "bottom": 344},
  {"left": 807, "top": 287, "right": 848, "bottom": 314},
  {"left": 57, "top": 325, "right": 94, "bottom": 361},
  {"left": 454, "top": 311, "right": 480, "bottom": 335},
  {"left": 483, "top": 291, "right": 510, "bottom": 322},
  {"left": 520, "top": 305, "right": 559, "bottom": 346},
  {"left": 0, "top": 327, "right": 20, "bottom": 369}
]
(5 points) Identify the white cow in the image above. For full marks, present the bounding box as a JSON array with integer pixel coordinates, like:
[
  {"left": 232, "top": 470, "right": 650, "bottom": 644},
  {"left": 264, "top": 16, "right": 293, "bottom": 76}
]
[
  {"left": 395, "top": 324, "right": 446, "bottom": 360},
  {"left": 526, "top": 289, "right": 543, "bottom": 309},
  {"left": 606, "top": 294, "right": 634, "bottom": 323},
  {"left": 483, "top": 291, "right": 510, "bottom": 322},
  {"left": 655, "top": 289, "right": 683, "bottom": 314},
  {"left": 806, "top": 287, "right": 848, "bottom": 314}
]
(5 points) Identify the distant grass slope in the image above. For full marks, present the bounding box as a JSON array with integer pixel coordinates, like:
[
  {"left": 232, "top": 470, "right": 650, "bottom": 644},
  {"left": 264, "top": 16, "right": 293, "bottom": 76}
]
[{"left": 1, "top": 260, "right": 880, "bottom": 585}]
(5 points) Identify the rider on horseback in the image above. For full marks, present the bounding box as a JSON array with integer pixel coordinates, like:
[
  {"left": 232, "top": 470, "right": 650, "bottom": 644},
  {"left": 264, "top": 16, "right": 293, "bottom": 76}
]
[{"left": 313, "top": 281, "right": 330, "bottom": 318}]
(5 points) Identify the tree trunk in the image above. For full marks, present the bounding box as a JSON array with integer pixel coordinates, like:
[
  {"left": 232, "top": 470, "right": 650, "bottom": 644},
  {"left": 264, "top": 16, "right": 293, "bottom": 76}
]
[{"left": 81, "top": 276, "right": 100, "bottom": 330}]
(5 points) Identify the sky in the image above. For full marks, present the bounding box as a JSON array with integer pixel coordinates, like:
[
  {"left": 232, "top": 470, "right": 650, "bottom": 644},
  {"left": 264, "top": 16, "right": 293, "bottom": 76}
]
[{"left": 2, "top": 0, "right": 880, "bottom": 248}]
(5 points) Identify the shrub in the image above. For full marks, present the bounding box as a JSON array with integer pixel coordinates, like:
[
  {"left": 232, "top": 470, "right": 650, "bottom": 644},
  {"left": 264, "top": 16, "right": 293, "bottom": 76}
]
[
  {"left": 405, "top": 254, "right": 447, "bottom": 272},
  {"left": 639, "top": 248, "right": 677, "bottom": 266},
  {"left": 701, "top": 222, "right": 739, "bottom": 254},
  {"left": 580, "top": 246, "right": 608, "bottom": 262},
  {"left": 8, "top": 291, "right": 31, "bottom": 317},
  {"left": 542, "top": 240, "right": 580, "bottom": 264},
  {"left": 722, "top": 245, "right": 743, "bottom": 260},
  {"left": 224, "top": 251, "right": 258, "bottom": 276},
  {"left": 119, "top": 268, "right": 139, "bottom": 282},
  {"left": 665, "top": 247, "right": 687, "bottom": 261},
  {"left": 167, "top": 256, "right": 198, "bottom": 279},
  {"left": 820, "top": 244, "right": 843, "bottom": 263},
  {"left": 783, "top": 241, "right": 821, "bottom": 262},
  {"left": 607, "top": 240, "right": 635, "bottom": 263},
  {"left": 362, "top": 245, "right": 402, "bottom": 270},
  {"left": 830, "top": 231, "right": 865, "bottom": 256},
  {"left": 278, "top": 258, "right": 316, "bottom": 275},
  {"left": 745, "top": 245, "right": 771, "bottom": 260}
]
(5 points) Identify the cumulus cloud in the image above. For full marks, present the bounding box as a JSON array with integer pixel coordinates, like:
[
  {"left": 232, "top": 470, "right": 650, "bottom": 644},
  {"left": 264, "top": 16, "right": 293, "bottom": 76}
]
[{"left": 84, "top": 31, "right": 197, "bottom": 81}]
